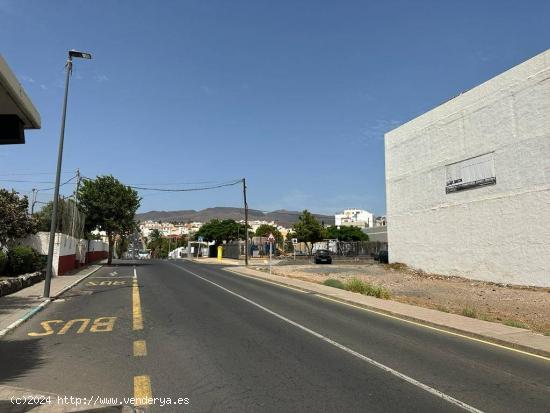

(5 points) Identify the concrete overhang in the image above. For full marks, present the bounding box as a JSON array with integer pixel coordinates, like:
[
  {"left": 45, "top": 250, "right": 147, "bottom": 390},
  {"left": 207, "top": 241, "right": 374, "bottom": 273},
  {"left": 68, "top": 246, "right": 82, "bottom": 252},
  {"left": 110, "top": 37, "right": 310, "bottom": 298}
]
[{"left": 0, "top": 54, "right": 41, "bottom": 144}]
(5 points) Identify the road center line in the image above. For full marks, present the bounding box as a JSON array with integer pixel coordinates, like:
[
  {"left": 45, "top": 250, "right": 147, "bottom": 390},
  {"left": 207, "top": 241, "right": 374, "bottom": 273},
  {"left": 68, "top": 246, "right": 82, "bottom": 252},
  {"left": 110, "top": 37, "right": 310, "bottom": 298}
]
[
  {"left": 134, "top": 339, "right": 147, "bottom": 356},
  {"left": 134, "top": 375, "right": 152, "bottom": 405},
  {"left": 171, "top": 263, "right": 483, "bottom": 413},
  {"left": 132, "top": 267, "right": 143, "bottom": 331}
]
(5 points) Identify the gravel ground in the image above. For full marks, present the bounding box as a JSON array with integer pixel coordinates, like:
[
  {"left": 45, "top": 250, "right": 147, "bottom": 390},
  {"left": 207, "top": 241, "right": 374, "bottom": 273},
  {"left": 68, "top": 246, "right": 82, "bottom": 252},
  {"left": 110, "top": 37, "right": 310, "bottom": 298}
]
[{"left": 268, "top": 262, "right": 550, "bottom": 335}]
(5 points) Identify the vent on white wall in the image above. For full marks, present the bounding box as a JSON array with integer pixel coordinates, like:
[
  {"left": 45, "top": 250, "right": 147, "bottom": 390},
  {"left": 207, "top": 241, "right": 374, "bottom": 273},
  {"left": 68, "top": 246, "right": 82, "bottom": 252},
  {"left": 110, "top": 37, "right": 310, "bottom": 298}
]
[{"left": 446, "top": 152, "right": 496, "bottom": 193}]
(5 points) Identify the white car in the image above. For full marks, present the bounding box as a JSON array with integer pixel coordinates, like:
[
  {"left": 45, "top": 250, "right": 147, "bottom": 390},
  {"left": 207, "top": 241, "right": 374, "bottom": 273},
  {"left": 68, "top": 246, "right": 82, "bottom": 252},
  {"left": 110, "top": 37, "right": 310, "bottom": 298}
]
[{"left": 137, "top": 250, "right": 151, "bottom": 260}]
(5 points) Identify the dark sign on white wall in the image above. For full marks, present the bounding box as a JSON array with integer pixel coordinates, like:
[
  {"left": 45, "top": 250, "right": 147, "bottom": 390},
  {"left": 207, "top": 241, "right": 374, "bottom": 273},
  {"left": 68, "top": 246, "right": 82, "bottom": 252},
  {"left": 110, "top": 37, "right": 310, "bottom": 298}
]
[{"left": 446, "top": 152, "right": 496, "bottom": 193}]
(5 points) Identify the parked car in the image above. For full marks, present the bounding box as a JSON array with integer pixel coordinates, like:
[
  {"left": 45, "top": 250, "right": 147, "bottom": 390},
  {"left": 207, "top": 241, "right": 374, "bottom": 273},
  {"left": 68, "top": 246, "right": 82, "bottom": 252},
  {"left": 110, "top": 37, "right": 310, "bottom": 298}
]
[
  {"left": 137, "top": 250, "right": 151, "bottom": 260},
  {"left": 314, "top": 249, "right": 332, "bottom": 264}
]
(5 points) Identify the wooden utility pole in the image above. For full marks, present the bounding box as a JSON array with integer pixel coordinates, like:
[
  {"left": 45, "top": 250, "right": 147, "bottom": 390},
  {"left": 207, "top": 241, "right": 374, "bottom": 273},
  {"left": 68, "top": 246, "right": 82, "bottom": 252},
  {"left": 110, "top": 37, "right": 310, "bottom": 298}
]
[{"left": 243, "top": 178, "right": 249, "bottom": 266}]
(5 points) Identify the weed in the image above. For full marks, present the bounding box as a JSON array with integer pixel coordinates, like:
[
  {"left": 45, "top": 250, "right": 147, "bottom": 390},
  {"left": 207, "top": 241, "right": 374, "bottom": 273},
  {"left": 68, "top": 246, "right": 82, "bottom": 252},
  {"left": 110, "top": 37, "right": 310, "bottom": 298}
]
[
  {"left": 344, "top": 278, "right": 390, "bottom": 299},
  {"left": 323, "top": 279, "right": 346, "bottom": 290},
  {"left": 503, "top": 320, "right": 529, "bottom": 329},
  {"left": 386, "top": 262, "right": 408, "bottom": 271},
  {"left": 436, "top": 305, "right": 450, "bottom": 313},
  {"left": 461, "top": 307, "right": 477, "bottom": 318}
]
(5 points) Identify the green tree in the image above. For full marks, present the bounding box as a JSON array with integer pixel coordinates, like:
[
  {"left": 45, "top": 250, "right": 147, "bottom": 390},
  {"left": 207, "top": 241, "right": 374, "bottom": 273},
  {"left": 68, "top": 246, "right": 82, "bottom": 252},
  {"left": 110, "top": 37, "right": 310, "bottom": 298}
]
[
  {"left": 147, "top": 229, "right": 165, "bottom": 258},
  {"left": 292, "top": 210, "right": 325, "bottom": 254},
  {"left": 33, "top": 198, "right": 81, "bottom": 235},
  {"left": 0, "top": 189, "right": 38, "bottom": 247},
  {"left": 77, "top": 175, "right": 141, "bottom": 264},
  {"left": 255, "top": 224, "right": 283, "bottom": 243},
  {"left": 195, "top": 219, "right": 248, "bottom": 245},
  {"left": 325, "top": 225, "right": 369, "bottom": 242}
]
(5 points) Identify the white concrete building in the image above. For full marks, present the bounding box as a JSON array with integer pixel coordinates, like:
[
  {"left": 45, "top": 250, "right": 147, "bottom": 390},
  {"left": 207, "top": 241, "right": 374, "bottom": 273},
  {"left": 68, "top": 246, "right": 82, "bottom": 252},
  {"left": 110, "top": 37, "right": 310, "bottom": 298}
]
[
  {"left": 335, "top": 209, "right": 374, "bottom": 228},
  {"left": 385, "top": 49, "right": 550, "bottom": 287}
]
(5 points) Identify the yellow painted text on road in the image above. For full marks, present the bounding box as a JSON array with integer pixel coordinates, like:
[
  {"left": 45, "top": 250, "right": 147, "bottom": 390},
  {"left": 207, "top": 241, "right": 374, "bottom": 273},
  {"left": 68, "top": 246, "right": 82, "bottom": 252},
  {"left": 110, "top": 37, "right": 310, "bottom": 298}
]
[
  {"left": 86, "top": 280, "right": 127, "bottom": 286},
  {"left": 133, "top": 340, "right": 147, "bottom": 356},
  {"left": 132, "top": 278, "right": 143, "bottom": 330},
  {"left": 134, "top": 375, "right": 152, "bottom": 405},
  {"left": 28, "top": 317, "right": 117, "bottom": 336}
]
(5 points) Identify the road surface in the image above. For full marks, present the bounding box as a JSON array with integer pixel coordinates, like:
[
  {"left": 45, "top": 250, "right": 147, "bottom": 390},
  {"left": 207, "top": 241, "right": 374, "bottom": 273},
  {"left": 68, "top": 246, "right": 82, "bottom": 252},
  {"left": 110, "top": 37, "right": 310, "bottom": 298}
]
[{"left": 1, "top": 259, "right": 549, "bottom": 412}]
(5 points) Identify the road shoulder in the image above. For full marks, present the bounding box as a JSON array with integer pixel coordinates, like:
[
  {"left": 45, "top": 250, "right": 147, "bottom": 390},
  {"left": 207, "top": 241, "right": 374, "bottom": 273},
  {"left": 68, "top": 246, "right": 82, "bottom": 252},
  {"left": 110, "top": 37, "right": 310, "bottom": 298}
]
[{"left": 225, "top": 265, "right": 550, "bottom": 359}]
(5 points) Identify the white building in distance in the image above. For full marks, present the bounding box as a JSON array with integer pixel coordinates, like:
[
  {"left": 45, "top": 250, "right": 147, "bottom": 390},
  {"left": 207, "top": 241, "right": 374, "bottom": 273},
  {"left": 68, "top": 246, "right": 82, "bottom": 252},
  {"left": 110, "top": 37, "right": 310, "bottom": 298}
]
[
  {"left": 334, "top": 209, "right": 374, "bottom": 228},
  {"left": 385, "top": 49, "right": 550, "bottom": 287}
]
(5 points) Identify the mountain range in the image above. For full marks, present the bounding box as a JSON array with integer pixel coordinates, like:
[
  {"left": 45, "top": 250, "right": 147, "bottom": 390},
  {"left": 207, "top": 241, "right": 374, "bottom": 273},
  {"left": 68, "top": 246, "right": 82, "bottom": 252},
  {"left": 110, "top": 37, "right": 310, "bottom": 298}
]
[{"left": 135, "top": 207, "right": 335, "bottom": 228}]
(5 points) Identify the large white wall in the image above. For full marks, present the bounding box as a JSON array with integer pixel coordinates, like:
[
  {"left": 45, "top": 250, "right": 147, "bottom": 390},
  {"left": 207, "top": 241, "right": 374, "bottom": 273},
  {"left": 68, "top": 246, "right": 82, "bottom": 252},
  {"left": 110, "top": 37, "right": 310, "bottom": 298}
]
[{"left": 385, "top": 49, "right": 550, "bottom": 287}]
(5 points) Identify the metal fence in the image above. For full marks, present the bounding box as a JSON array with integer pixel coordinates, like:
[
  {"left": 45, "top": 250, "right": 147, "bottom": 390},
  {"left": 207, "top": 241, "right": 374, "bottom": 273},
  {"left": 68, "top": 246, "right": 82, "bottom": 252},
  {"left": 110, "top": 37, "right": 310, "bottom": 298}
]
[{"left": 250, "top": 239, "right": 387, "bottom": 259}]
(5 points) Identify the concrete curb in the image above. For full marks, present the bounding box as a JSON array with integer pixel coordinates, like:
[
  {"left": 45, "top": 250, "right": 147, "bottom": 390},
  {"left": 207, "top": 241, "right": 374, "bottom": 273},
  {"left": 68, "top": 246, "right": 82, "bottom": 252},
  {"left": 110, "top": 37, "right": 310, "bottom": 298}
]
[
  {"left": 224, "top": 266, "right": 550, "bottom": 360},
  {"left": 0, "top": 265, "right": 103, "bottom": 339}
]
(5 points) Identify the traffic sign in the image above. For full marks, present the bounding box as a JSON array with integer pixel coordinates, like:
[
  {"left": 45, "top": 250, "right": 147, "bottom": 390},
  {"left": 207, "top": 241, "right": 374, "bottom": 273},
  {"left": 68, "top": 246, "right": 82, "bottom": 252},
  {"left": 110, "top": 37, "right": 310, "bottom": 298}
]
[
  {"left": 268, "top": 233, "right": 275, "bottom": 243},
  {"left": 291, "top": 238, "right": 298, "bottom": 245}
]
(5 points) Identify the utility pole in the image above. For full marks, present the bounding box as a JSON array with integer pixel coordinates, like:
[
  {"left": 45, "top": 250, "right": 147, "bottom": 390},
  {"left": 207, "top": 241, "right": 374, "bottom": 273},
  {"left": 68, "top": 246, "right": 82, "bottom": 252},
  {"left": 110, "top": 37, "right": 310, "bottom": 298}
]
[
  {"left": 70, "top": 168, "right": 81, "bottom": 238},
  {"left": 243, "top": 178, "right": 249, "bottom": 266},
  {"left": 30, "top": 188, "right": 37, "bottom": 215}
]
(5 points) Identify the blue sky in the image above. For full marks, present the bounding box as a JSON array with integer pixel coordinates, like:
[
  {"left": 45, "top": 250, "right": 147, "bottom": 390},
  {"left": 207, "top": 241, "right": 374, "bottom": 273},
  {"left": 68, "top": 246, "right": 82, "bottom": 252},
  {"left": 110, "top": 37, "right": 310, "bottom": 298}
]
[{"left": 1, "top": 0, "right": 549, "bottom": 216}]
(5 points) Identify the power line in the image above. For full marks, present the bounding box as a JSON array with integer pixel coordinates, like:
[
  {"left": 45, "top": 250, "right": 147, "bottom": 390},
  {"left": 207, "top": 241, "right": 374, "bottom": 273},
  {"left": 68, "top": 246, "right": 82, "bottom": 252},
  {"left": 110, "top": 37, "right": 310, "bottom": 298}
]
[
  {"left": 36, "top": 175, "right": 78, "bottom": 192},
  {"left": 129, "top": 179, "right": 242, "bottom": 192},
  {"left": 0, "top": 179, "right": 59, "bottom": 184},
  {"left": 0, "top": 172, "right": 73, "bottom": 177},
  {"left": 126, "top": 179, "right": 239, "bottom": 186}
]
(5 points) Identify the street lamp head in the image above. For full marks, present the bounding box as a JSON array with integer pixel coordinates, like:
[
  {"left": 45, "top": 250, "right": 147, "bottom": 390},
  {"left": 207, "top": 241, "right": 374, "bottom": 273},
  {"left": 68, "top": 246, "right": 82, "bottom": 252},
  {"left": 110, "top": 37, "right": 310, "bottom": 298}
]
[{"left": 68, "top": 50, "right": 92, "bottom": 59}]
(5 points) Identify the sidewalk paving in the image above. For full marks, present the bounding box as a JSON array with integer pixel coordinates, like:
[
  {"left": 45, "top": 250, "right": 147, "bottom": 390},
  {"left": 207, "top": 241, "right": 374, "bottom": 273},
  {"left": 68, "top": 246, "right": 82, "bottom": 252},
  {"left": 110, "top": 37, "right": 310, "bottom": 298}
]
[
  {"left": 225, "top": 265, "right": 550, "bottom": 359},
  {"left": 0, "top": 264, "right": 103, "bottom": 337}
]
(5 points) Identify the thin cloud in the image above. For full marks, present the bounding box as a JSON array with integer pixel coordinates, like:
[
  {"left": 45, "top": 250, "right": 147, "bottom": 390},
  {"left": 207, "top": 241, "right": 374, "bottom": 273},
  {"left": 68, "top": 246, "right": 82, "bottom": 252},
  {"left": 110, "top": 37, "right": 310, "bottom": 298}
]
[
  {"left": 20, "top": 75, "right": 35, "bottom": 83},
  {"left": 94, "top": 74, "right": 109, "bottom": 83}
]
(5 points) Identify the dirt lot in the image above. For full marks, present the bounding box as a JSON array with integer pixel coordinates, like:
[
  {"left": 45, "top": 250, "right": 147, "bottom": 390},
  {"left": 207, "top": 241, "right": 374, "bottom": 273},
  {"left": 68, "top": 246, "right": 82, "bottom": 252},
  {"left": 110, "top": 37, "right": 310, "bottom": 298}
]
[{"left": 266, "top": 262, "right": 550, "bottom": 335}]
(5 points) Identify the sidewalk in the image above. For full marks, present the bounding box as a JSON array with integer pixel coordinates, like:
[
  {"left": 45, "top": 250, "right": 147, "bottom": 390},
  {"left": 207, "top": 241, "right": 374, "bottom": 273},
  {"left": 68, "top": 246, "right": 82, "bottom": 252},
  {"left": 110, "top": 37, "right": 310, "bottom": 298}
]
[
  {"left": 0, "top": 264, "right": 103, "bottom": 337},
  {"left": 226, "top": 266, "right": 550, "bottom": 359}
]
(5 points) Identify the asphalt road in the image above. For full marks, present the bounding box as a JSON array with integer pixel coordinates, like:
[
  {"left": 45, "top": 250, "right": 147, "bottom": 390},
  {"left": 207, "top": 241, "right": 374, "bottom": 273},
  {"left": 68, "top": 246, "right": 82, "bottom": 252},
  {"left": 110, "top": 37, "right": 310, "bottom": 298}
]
[{"left": 1, "top": 259, "right": 549, "bottom": 412}]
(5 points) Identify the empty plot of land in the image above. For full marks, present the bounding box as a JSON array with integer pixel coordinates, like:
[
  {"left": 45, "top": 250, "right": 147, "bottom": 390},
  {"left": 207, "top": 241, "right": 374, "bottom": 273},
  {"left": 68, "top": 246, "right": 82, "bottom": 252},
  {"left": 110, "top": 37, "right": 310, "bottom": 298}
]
[{"left": 267, "top": 263, "right": 550, "bottom": 335}]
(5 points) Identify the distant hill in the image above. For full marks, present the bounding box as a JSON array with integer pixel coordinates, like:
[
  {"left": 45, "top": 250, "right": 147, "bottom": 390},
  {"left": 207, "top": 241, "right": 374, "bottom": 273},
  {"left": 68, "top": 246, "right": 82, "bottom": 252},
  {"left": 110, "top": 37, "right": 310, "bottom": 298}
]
[{"left": 135, "top": 207, "right": 335, "bottom": 228}]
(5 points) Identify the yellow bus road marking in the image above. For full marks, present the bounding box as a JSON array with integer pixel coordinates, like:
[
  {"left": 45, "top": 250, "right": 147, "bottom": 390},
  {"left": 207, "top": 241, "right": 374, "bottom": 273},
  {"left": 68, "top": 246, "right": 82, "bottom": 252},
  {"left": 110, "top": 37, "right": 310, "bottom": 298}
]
[
  {"left": 28, "top": 317, "right": 117, "bottom": 336},
  {"left": 132, "top": 271, "right": 143, "bottom": 331},
  {"left": 134, "top": 375, "right": 152, "bottom": 405},
  {"left": 133, "top": 340, "right": 147, "bottom": 357},
  {"left": 86, "top": 280, "right": 127, "bottom": 286}
]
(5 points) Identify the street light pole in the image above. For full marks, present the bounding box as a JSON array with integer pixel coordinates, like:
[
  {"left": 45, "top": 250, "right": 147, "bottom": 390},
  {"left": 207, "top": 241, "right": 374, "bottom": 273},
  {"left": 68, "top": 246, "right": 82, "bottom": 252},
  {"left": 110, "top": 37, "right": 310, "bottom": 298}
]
[{"left": 43, "top": 50, "right": 91, "bottom": 298}]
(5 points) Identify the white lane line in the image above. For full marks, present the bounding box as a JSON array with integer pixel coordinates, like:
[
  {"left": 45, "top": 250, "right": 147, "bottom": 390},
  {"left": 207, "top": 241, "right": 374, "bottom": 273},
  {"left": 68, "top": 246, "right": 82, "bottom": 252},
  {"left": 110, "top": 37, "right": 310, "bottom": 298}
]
[
  {"left": 315, "top": 295, "right": 550, "bottom": 363},
  {"left": 133, "top": 266, "right": 137, "bottom": 279},
  {"left": 171, "top": 263, "right": 483, "bottom": 413}
]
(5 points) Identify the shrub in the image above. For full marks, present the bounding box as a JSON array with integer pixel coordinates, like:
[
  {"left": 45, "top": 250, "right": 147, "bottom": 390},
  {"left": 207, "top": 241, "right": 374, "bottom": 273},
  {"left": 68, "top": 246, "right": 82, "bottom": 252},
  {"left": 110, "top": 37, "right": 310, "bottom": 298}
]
[
  {"left": 503, "top": 319, "right": 528, "bottom": 329},
  {"left": 344, "top": 278, "right": 390, "bottom": 299},
  {"left": 0, "top": 250, "right": 7, "bottom": 274},
  {"left": 323, "top": 279, "right": 346, "bottom": 290},
  {"left": 345, "top": 278, "right": 369, "bottom": 294},
  {"left": 8, "top": 246, "right": 41, "bottom": 275},
  {"left": 461, "top": 307, "right": 477, "bottom": 318}
]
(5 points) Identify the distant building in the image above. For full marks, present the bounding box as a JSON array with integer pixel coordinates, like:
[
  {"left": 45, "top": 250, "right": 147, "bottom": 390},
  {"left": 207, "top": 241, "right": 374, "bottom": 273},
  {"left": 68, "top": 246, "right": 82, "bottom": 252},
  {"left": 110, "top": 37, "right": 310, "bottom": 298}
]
[
  {"left": 139, "top": 220, "right": 203, "bottom": 238},
  {"left": 334, "top": 209, "right": 374, "bottom": 228},
  {"left": 375, "top": 216, "right": 387, "bottom": 227},
  {"left": 385, "top": 49, "right": 550, "bottom": 287}
]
